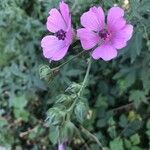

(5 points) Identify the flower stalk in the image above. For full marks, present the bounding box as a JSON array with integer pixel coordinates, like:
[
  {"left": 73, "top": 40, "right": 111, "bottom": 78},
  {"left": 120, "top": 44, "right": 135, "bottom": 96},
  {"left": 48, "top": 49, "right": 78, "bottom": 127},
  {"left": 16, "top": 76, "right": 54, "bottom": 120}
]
[{"left": 67, "top": 57, "right": 92, "bottom": 115}]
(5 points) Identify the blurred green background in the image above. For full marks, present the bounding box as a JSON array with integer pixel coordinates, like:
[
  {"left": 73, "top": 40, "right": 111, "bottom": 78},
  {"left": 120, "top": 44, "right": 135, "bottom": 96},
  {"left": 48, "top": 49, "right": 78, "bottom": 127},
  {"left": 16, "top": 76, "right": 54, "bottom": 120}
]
[{"left": 0, "top": 0, "right": 150, "bottom": 149}]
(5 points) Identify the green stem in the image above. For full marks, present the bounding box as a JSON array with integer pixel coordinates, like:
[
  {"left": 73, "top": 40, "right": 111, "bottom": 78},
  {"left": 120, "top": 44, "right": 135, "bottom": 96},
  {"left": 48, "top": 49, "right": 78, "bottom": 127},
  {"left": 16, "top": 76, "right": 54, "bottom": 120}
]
[
  {"left": 78, "top": 57, "right": 92, "bottom": 97},
  {"left": 53, "top": 50, "right": 85, "bottom": 71},
  {"left": 81, "top": 126, "right": 106, "bottom": 150},
  {"left": 67, "top": 57, "right": 92, "bottom": 113}
]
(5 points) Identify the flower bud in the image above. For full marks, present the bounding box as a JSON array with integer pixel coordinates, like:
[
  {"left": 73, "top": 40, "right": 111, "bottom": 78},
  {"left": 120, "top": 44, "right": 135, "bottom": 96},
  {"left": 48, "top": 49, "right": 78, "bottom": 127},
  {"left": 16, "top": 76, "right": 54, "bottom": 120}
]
[{"left": 39, "top": 65, "right": 59, "bottom": 82}]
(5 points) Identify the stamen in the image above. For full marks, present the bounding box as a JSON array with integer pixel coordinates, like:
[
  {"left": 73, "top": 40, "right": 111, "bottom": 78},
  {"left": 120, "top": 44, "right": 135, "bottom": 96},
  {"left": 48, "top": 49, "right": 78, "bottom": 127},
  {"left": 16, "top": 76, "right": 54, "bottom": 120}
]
[
  {"left": 99, "top": 29, "right": 111, "bottom": 41},
  {"left": 55, "top": 29, "right": 66, "bottom": 40}
]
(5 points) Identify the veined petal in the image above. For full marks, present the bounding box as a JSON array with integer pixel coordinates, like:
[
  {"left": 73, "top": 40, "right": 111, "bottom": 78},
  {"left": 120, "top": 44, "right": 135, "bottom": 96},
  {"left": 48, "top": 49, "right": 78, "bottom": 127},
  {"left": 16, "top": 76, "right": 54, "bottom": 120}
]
[
  {"left": 111, "top": 24, "right": 133, "bottom": 49},
  {"left": 90, "top": 6, "right": 105, "bottom": 30},
  {"left": 51, "top": 45, "right": 69, "bottom": 61},
  {"left": 77, "top": 28, "right": 100, "bottom": 50},
  {"left": 41, "top": 35, "right": 65, "bottom": 59},
  {"left": 59, "top": 1, "right": 70, "bottom": 24},
  {"left": 108, "top": 17, "right": 126, "bottom": 33},
  {"left": 92, "top": 43, "right": 117, "bottom": 61},
  {"left": 47, "top": 8, "right": 67, "bottom": 33},
  {"left": 81, "top": 7, "right": 102, "bottom": 32},
  {"left": 107, "top": 7, "right": 124, "bottom": 31}
]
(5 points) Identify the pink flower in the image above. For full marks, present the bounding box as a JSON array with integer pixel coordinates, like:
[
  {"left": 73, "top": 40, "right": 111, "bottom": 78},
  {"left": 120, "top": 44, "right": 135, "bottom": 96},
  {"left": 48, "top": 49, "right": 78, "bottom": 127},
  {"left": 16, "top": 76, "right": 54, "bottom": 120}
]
[
  {"left": 41, "top": 2, "right": 73, "bottom": 61},
  {"left": 77, "top": 6, "right": 133, "bottom": 61}
]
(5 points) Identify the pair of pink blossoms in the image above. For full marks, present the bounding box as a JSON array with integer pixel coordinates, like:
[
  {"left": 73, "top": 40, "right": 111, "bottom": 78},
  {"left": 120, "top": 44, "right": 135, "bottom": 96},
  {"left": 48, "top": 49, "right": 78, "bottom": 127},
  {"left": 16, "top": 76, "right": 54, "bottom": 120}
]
[{"left": 41, "top": 2, "right": 133, "bottom": 61}]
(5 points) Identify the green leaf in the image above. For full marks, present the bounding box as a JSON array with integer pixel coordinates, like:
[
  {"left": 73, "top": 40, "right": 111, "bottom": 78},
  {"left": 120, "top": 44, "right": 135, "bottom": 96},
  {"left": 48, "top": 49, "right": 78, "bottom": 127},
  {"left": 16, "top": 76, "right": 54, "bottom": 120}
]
[
  {"left": 0, "top": 117, "right": 8, "bottom": 127},
  {"left": 108, "top": 126, "right": 117, "bottom": 139},
  {"left": 14, "top": 108, "right": 29, "bottom": 122},
  {"left": 120, "top": 30, "right": 142, "bottom": 63},
  {"left": 12, "top": 95, "right": 27, "bottom": 109},
  {"left": 74, "top": 101, "right": 89, "bottom": 123},
  {"left": 124, "top": 139, "right": 132, "bottom": 149},
  {"left": 49, "top": 126, "right": 59, "bottom": 145},
  {"left": 139, "top": 0, "right": 150, "bottom": 13},
  {"left": 119, "top": 115, "right": 128, "bottom": 128},
  {"left": 146, "top": 130, "right": 150, "bottom": 136},
  {"left": 122, "top": 120, "right": 142, "bottom": 137},
  {"left": 55, "top": 94, "right": 74, "bottom": 107},
  {"left": 46, "top": 107, "right": 65, "bottom": 126},
  {"left": 130, "top": 134, "right": 140, "bottom": 145},
  {"left": 129, "top": 90, "right": 147, "bottom": 108},
  {"left": 110, "top": 138, "right": 124, "bottom": 150},
  {"left": 59, "top": 121, "right": 75, "bottom": 142},
  {"left": 146, "top": 119, "right": 150, "bottom": 130},
  {"left": 65, "top": 82, "right": 82, "bottom": 93},
  {"left": 130, "top": 146, "right": 141, "bottom": 150}
]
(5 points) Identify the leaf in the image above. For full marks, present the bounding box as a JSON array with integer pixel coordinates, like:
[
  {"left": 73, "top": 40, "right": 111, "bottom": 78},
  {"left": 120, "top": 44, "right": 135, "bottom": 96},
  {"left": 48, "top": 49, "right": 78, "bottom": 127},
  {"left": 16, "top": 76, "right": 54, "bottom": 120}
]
[
  {"left": 124, "top": 139, "right": 132, "bottom": 149},
  {"left": 49, "top": 126, "right": 59, "bottom": 145},
  {"left": 46, "top": 107, "right": 65, "bottom": 126},
  {"left": 139, "top": 0, "right": 150, "bottom": 13},
  {"left": 110, "top": 138, "right": 124, "bottom": 150},
  {"left": 59, "top": 121, "right": 75, "bottom": 142},
  {"left": 146, "top": 119, "right": 150, "bottom": 130},
  {"left": 129, "top": 90, "right": 147, "bottom": 108},
  {"left": 120, "top": 30, "right": 142, "bottom": 63},
  {"left": 74, "top": 101, "right": 89, "bottom": 123},
  {"left": 130, "top": 134, "right": 140, "bottom": 145},
  {"left": 119, "top": 115, "right": 128, "bottom": 128},
  {"left": 108, "top": 126, "right": 117, "bottom": 139},
  {"left": 122, "top": 120, "right": 142, "bottom": 137},
  {"left": 14, "top": 108, "right": 29, "bottom": 122},
  {"left": 0, "top": 117, "right": 8, "bottom": 127},
  {"left": 12, "top": 95, "right": 27, "bottom": 109}
]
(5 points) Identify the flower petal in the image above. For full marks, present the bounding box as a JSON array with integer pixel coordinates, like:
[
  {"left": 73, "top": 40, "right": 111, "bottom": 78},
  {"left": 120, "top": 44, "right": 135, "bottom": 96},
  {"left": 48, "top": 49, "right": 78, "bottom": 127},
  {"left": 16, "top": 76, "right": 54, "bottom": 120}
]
[
  {"left": 46, "top": 8, "right": 67, "bottom": 33},
  {"left": 107, "top": 7, "right": 124, "bottom": 31},
  {"left": 77, "top": 28, "right": 100, "bottom": 50},
  {"left": 92, "top": 43, "right": 117, "bottom": 61},
  {"left": 80, "top": 6, "right": 105, "bottom": 31},
  {"left": 108, "top": 17, "right": 126, "bottom": 33},
  {"left": 59, "top": 1, "right": 70, "bottom": 24},
  {"left": 65, "top": 27, "right": 73, "bottom": 46},
  {"left": 90, "top": 6, "right": 105, "bottom": 30},
  {"left": 51, "top": 46, "right": 69, "bottom": 61},
  {"left": 111, "top": 24, "right": 133, "bottom": 49},
  {"left": 41, "top": 35, "right": 65, "bottom": 59}
]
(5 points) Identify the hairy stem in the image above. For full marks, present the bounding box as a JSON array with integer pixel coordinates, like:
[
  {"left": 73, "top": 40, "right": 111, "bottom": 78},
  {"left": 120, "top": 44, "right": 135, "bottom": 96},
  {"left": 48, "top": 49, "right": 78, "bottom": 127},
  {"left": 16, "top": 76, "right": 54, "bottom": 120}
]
[
  {"left": 67, "top": 57, "right": 92, "bottom": 113},
  {"left": 81, "top": 126, "right": 106, "bottom": 150},
  {"left": 53, "top": 50, "right": 85, "bottom": 71}
]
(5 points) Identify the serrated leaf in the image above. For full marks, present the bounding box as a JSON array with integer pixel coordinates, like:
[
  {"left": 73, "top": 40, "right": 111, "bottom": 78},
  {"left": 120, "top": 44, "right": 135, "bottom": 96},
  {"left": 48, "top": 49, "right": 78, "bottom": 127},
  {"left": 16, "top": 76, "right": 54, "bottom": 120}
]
[
  {"left": 129, "top": 90, "right": 147, "bottom": 108},
  {"left": 49, "top": 126, "right": 59, "bottom": 145},
  {"left": 59, "top": 121, "right": 75, "bottom": 142},
  {"left": 74, "top": 101, "right": 89, "bottom": 123},
  {"left": 122, "top": 120, "right": 142, "bottom": 137}
]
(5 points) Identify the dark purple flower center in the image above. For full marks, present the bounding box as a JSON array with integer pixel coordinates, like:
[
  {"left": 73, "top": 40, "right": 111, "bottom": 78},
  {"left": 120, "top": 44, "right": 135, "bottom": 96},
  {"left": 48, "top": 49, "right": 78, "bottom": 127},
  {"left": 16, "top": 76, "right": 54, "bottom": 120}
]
[
  {"left": 55, "top": 29, "right": 66, "bottom": 40},
  {"left": 99, "top": 29, "right": 110, "bottom": 40}
]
